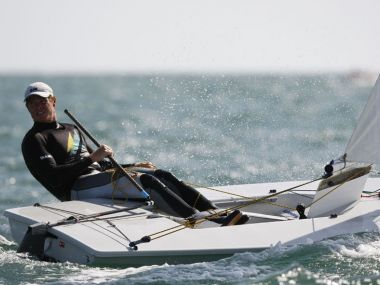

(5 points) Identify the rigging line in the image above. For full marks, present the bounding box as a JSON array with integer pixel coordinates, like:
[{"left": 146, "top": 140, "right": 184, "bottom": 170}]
[
  {"left": 34, "top": 204, "right": 84, "bottom": 218},
  {"left": 306, "top": 167, "right": 370, "bottom": 209},
  {"left": 36, "top": 202, "right": 175, "bottom": 241},
  {"left": 149, "top": 201, "right": 295, "bottom": 241},
  {"left": 96, "top": 213, "right": 192, "bottom": 242},
  {"left": 36, "top": 203, "right": 150, "bottom": 225},
  {"left": 36, "top": 204, "right": 152, "bottom": 248},
  {"left": 192, "top": 192, "right": 202, "bottom": 208},
  {"left": 71, "top": 212, "right": 153, "bottom": 224},
  {"left": 34, "top": 203, "right": 110, "bottom": 220},
  {"left": 40, "top": 211, "right": 144, "bottom": 248},
  {"left": 110, "top": 166, "right": 303, "bottom": 214},
  {"left": 186, "top": 164, "right": 362, "bottom": 203},
  {"left": 39, "top": 204, "right": 144, "bottom": 245},
  {"left": 186, "top": 181, "right": 315, "bottom": 203},
  {"left": 147, "top": 223, "right": 187, "bottom": 239},
  {"left": 111, "top": 168, "right": 132, "bottom": 202},
  {"left": 149, "top": 225, "right": 192, "bottom": 241},
  {"left": 34, "top": 206, "right": 70, "bottom": 219},
  {"left": 141, "top": 176, "right": 325, "bottom": 241},
  {"left": 106, "top": 220, "right": 132, "bottom": 242},
  {"left": 184, "top": 182, "right": 257, "bottom": 199},
  {"left": 140, "top": 199, "right": 296, "bottom": 242},
  {"left": 36, "top": 203, "right": 151, "bottom": 229},
  {"left": 305, "top": 182, "right": 345, "bottom": 209},
  {"left": 77, "top": 218, "right": 131, "bottom": 248},
  {"left": 196, "top": 176, "right": 324, "bottom": 210},
  {"left": 184, "top": 185, "right": 302, "bottom": 211},
  {"left": 147, "top": 218, "right": 201, "bottom": 241}
]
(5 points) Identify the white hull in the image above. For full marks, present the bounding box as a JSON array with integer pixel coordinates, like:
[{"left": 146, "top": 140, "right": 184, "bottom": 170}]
[{"left": 5, "top": 174, "right": 380, "bottom": 267}]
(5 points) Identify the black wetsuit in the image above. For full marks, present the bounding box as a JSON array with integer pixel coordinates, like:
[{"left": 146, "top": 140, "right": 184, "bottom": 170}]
[
  {"left": 22, "top": 121, "right": 217, "bottom": 217},
  {"left": 22, "top": 122, "right": 97, "bottom": 201}
]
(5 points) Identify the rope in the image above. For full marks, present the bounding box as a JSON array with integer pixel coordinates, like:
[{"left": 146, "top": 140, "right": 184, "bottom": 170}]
[
  {"left": 110, "top": 167, "right": 142, "bottom": 204},
  {"left": 34, "top": 202, "right": 150, "bottom": 227},
  {"left": 106, "top": 220, "right": 132, "bottom": 242},
  {"left": 185, "top": 181, "right": 313, "bottom": 211},
  {"left": 184, "top": 182, "right": 253, "bottom": 199},
  {"left": 110, "top": 167, "right": 312, "bottom": 211},
  {"left": 191, "top": 192, "right": 202, "bottom": 208},
  {"left": 305, "top": 167, "right": 371, "bottom": 209},
  {"left": 111, "top": 168, "right": 129, "bottom": 202},
  {"left": 34, "top": 203, "right": 85, "bottom": 218},
  {"left": 135, "top": 166, "right": 370, "bottom": 243},
  {"left": 39, "top": 164, "right": 375, "bottom": 249},
  {"left": 136, "top": 176, "right": 325, "bottom": 242}
]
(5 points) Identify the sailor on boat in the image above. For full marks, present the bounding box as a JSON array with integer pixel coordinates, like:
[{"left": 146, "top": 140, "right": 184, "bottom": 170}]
[{"left": 21, "top": 82, "right": 249, "bottom": 226}]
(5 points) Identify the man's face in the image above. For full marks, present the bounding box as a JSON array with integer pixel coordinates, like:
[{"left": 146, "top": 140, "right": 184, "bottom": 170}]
[{"left": 26, "top": 95, "right": 57, "bottom": 123}]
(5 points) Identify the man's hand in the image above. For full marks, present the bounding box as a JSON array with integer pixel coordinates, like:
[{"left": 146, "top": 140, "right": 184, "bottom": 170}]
[
  {"left": 90, "top": 144, "right": 113, "bottom": 162},
  {"left": 134, "top": 161, "right": 157, "bottom": 169}
]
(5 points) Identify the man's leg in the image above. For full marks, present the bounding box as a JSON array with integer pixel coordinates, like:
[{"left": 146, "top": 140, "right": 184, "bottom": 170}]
[
  {"left": 140, "top": 173, "right": 249, "bottom": 226},
  {"left": 140, "top": 174, "right": 197, "bottom": 218},
  {"left": 152, "top": 169, "right": 217, "bottom": 211}
]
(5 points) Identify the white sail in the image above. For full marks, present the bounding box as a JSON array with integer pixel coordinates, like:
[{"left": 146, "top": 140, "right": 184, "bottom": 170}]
[{"left": 345, "top": 74, "right": 380, "bottom": 164}]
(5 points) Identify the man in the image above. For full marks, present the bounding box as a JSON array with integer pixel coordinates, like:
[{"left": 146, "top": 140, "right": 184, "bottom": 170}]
[{"left": 22, "top": 82, "right": 248, "bottom": 225}]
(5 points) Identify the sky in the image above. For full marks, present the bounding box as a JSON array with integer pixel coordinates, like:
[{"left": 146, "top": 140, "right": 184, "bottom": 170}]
[{"left": 0, "top": 0, "right": 379, "bottom": 74}]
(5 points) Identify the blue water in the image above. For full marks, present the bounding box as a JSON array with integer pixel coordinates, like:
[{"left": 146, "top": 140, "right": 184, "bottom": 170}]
[{"left": 0, "top": 73, "right": 379, "bottom": 284}]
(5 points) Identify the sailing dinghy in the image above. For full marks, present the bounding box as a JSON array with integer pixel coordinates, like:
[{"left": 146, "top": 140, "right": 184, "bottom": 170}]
[{"left": 4, "top": 75, "right": 380, "bottom": 267}]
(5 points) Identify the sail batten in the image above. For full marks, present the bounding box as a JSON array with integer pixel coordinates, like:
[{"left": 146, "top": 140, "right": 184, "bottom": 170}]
[{"left": 345, "top": 74, "right": 380, "bottom": 164}]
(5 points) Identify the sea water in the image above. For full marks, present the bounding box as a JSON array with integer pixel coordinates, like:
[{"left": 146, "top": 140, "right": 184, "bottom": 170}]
[{"left": 0, "top": 73, "right": 379, "bottom": 284}]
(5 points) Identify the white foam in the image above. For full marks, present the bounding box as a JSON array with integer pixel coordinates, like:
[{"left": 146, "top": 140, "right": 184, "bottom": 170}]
[
  {"left": 337, "top": 241, "right": 380, "bottom": 259},
  {"left": 56, "top": 264, "right": 163, "bottom": 284},
  {"left": 0, "top": 234, "right": 14, "bottom": 246},
  {"left": 322, "top": 234, "right": 380, "bottom": 260},
  {"left": 52, "top": 254, "right": 270, "bottom": 284}
]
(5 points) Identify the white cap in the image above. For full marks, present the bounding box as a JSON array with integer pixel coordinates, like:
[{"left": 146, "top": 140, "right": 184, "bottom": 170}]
[{"left": 24, "top": 82, "right": 54, "bottom": 102}]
